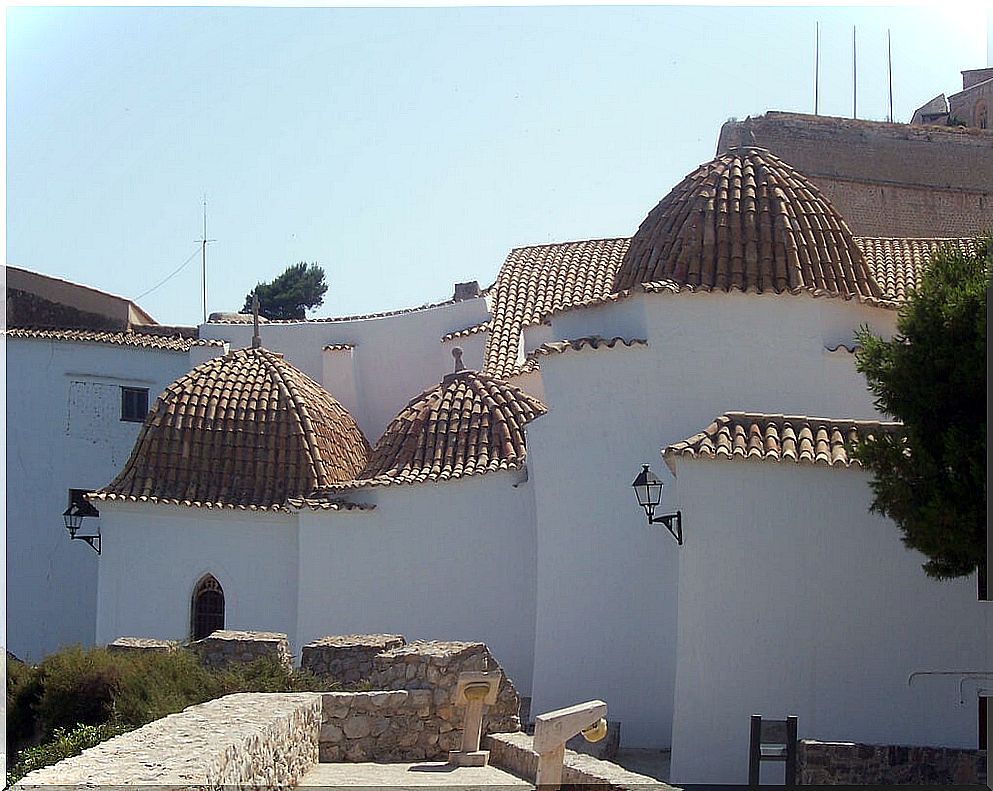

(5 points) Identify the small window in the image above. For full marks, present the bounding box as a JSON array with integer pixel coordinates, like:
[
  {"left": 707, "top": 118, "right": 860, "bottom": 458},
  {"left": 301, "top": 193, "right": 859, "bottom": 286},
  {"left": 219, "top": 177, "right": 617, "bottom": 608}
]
[
  {"left": 191, "top": 575, "right": 225, "bottom": 640},
  {"left": 120, "top": 387, "right": 149, "bottom": 422}
]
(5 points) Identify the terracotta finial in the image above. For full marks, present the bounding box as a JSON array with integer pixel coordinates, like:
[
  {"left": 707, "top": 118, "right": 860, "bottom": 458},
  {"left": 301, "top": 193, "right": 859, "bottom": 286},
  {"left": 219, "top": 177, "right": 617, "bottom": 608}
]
[{"left": 452, "top": 346, "right": 464, "bottom": 372}]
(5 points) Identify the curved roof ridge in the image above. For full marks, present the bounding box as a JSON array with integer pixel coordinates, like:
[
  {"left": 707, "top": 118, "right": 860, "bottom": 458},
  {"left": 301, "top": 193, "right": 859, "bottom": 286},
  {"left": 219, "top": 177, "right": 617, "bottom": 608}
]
[{"left": 261, "top": 348, "right": 330, "bottom": 490}]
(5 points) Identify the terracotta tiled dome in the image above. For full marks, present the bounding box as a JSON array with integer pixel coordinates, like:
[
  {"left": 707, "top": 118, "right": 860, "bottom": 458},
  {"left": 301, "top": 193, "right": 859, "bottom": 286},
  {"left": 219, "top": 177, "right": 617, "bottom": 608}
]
[
  {"left": 95, "top": 347, "right": 370, "bottom": 509},
  {"left": 338, "top": 369, "right": 547, "bottom": 488},
  {"left": 614, "top": 147, "right": 883, "bottom": 301}
]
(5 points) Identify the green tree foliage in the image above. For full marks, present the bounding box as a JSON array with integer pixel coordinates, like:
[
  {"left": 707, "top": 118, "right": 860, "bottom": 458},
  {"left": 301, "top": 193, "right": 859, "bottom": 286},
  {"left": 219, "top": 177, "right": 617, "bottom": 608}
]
[
  {"left": 854, "top": 237, "right": 989, "bottom": 580},
  {"left": 241, "top": 262, "right": 328, "bottom": 320}
]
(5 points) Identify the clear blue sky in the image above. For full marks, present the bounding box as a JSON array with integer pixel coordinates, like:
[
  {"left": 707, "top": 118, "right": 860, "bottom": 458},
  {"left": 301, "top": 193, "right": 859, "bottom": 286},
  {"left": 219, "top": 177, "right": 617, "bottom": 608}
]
[{"left": 6, "top": 5, "right": 990, "bottom": 326}]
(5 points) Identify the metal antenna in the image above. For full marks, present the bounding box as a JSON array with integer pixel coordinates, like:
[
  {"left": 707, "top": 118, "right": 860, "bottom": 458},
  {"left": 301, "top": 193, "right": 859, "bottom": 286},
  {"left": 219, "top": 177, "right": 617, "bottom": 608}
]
[
  {"left": 852, "top": 25, "right": 858, "bottom": 119},
  {"left": 814, "top": 21, "right": 820, "bottom": 115},
  {"left": 195, "top": 196, "right": 216, "bottom": 323},
  {"left": 252, "top": 292, "right": 262, "bottom": 349},
  {"left": 887, "top": 29, "right": 894, "bottom": 122}
]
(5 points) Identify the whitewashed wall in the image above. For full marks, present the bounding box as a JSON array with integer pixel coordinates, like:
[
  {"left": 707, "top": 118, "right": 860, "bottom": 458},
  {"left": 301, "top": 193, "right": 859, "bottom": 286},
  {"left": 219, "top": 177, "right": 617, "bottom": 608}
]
[
  {"left": 667, "top": 458, "right": 988, "bottom": 785},
  {"left": 527, "top": 291, "right": 898, "bottom": 747},
  {"left": 296, "top": 471, "right": 537, "bottom": 693},
  {"left": 200, "top": 297, "right": 489, "bottom": 442},
  {"left": 6, "top": 339, "right": 218, "bottom": 661},
  {"left": 95, "top": 503, "right": 300, "bottom": 653}
]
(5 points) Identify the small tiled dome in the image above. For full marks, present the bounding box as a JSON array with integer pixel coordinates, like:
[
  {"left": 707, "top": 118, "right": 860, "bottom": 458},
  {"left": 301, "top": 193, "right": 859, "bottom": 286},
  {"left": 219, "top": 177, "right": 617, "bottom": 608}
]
[
  {"left": 614, "top": 147, "right": 883, "bottom": 301},
  {"left": 341, "top": 370, "right": 547, "bottom": 488},
  {"left": 95, "top": 347, "right": 370, "bottom": 509}
]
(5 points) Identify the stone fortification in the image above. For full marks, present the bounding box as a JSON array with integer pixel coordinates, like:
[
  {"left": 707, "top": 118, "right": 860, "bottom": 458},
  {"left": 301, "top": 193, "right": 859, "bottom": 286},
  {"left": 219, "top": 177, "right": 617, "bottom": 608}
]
[
  {"left": 319, "top": 690, "right": 454, "bottom": 762},
  {"left": 106, "top": 636, "right": 179, "bottom": 654},
  {"left": 371, "top": 640, "right": 522, "bottom": 734},
  {"left": 301, "top": 633, "right": 405, "bottom": 682},
  {"left": 717, "top": 112, "right": 993, "bottom": 237},
  {"left": 189, "top": 629, "right": 293, "bottom": 671},
  {"left": 797, "top": 739, "right": 985, "bottom": 785},
  {"left": 13, "top": 693, "right": 322, "bottom": 789}
]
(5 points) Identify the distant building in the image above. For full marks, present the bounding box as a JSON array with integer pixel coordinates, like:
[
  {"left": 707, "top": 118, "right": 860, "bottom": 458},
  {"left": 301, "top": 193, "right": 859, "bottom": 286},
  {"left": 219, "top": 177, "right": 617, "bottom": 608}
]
[{"left": 912, "top": 67, "right": 993, "bottom": 130}]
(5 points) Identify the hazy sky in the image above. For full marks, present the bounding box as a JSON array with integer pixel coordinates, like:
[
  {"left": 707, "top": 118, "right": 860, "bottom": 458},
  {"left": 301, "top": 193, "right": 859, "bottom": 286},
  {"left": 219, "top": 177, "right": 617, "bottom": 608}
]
[{"left": 6, "top": 5, "right": 990, "bottom": 326}]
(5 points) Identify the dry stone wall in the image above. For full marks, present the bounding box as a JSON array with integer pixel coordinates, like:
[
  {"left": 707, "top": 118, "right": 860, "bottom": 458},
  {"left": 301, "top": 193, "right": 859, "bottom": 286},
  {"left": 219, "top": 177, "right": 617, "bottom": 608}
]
[
  {"left": 302, "top": 633, "right": 405, "bottom": 682},
  {"left": 371, "top": 640, "right": 522, "bottom": 734},
  {"left": 190, "top": 629, "right": 293, "bottom": 671},
  {"left": 319, "top": 690, "right": 454, "bottom": 762},
  {"left": 797, "top": 739, "right": 985, "bottom": 785},
  {"left": 106, "top": 636, "right": 179, "bottom": 655},
  {"left": 13, "top": 693, "right": 321, "bottom": 789}
]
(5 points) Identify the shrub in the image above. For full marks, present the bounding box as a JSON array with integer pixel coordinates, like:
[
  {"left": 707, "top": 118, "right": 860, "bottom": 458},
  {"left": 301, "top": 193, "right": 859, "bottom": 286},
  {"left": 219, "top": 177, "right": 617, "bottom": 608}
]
[
  {"left": 6, "top": 645, "right": 340, "bottom": 781},
  {"left": 6, "top": 721, "right": 134, "bottom": 786}
]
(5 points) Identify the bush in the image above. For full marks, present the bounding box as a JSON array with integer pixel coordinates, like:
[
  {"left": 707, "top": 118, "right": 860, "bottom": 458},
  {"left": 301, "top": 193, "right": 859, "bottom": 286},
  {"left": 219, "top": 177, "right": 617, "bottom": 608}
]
[
  {"left": 5, "top": 645, "right": 339, "bottom": 782},
  {"left": 6, "top": 721, "right": 134, "bottom": 786}
]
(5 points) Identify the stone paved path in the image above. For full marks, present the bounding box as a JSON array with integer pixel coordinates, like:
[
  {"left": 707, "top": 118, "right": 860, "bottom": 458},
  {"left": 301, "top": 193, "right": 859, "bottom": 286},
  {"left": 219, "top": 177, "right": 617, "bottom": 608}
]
[{"left": 299, "top": 761, "right": 533, "bottom": 788}]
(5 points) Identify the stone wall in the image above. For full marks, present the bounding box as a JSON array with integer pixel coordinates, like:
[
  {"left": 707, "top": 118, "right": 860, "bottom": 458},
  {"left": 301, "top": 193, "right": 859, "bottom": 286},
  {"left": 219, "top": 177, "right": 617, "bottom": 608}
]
[
  {"left": 106, "top": 636, "right": 179, "bottom": 655},
  {"left": 13, "top": 693, "right": 322, "bottom": 789},
  {"left": 371, "top": 640, "right": 522, "bottom": 734},
  {"left": 717, "top": 112, "right": 993, "bottom": 237},
  {"left": 302, "top": 633, "right": 405, "bottom": 683},
  {"left": 319, "top": 690, "right": 456, "bottom": 762},
  {"left": 483, "top": 731, "right": 676, "bottom": 791},
  {"left": 797, "top": 739, "right": 986, "bottom": 785},
  {"left": 189, "top": 629, "right": 293, "bottom": 671}
]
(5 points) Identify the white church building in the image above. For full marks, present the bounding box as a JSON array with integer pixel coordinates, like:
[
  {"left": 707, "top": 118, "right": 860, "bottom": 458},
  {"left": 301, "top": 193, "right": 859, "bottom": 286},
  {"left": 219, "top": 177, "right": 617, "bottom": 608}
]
[{"left": 8, "top": 144, "right": 990, "bottom": 783}]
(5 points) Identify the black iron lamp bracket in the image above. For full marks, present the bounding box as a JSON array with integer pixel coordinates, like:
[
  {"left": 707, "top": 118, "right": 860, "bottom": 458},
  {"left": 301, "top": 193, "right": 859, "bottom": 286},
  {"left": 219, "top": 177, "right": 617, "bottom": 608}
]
[
  {"left": 75, "top": 534, "right": 101, "bottom": 554},
  {"left": 647, "top": 509, "right": 683, "bottom": 545}
]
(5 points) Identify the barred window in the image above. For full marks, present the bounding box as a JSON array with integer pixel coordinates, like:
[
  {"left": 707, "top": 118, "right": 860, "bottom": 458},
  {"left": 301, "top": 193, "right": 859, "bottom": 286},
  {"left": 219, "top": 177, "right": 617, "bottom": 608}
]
[{"left": 191, "top": 575, "right": 224, "bottom": 640}]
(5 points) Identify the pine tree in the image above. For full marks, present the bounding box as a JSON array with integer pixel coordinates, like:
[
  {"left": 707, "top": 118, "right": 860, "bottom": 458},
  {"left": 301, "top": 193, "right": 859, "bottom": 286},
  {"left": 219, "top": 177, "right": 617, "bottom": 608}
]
[
  {"left": 242, "top": 263, "right": 328, "bottom": 320},
  {"left": 854, "top": 237, "right": 989, "bottom": 580}
]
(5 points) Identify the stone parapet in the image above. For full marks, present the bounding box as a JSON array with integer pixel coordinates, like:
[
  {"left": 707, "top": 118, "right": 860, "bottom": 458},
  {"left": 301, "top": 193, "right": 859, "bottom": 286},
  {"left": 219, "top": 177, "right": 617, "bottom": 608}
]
[
  {"left": 320, "top": 690, "right": 458, "bottom": 763},
  {"left": 106, "top": 636, "right": 179, "bottom": 655},
  {"left": 13, "top": 692, "right": 322, "bottom": 789},
  {"left": 190, "top": 629, "right": 292, "bottom": 671},
  {"left": 371, "top": 640, "right": 521, "bottom": 734},
  {"left": 797, "top": 739, "right": 985, "bottom": 785},
  {"left": 483, "top": 731, "right": 674, "bottom": 790},
  {"left": 302, "top": 633, "right": 405, "bottom": 683}
]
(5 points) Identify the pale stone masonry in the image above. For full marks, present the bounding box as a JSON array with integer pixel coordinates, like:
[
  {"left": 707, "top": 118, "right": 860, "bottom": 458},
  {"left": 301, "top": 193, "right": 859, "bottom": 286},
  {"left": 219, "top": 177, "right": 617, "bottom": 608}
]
[
  {"left": 189, "top": 629, "right": 293, "bottom": 671},
  {"left": 483, "top": 731, "right": 675, "bottom": 790},
  {"left": 302, "top": 633, "right": 406, "bottom": 682},
  {"left": 106, "top": 636, "right": 179, "bottom": 654},
  {"left": 13, "top": 693, "right": 322, "bottom": 789},
  {"left": 319, "top": 690, "right": 454, "bottom": 762},
  {"left": 371, "top": 640, "right": 522, "bottom": 734}
]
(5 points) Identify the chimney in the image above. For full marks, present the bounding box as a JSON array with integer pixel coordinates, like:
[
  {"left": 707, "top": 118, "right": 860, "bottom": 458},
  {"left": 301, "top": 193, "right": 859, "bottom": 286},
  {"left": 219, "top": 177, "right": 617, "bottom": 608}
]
[{"left": 453, "top": 281, "right": 480, "bottom": 301}]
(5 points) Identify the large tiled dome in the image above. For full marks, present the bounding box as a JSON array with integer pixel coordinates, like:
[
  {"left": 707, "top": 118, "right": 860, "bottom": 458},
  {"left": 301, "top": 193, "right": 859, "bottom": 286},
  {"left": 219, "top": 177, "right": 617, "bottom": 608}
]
[
  {"left": 338, "top": 369, "right": 547, "bottom": 488},
  {"left": 94, "top": 347, "right": 370, "bottom": 509},
  {"left": 613, "top": 147, "right": 883, "bottom": 301}
]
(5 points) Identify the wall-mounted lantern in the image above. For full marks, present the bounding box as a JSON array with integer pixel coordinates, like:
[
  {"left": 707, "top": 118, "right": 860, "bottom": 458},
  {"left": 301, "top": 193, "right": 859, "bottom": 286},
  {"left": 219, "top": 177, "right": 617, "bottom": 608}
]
[
  {"left": 63, "top": 490, "right": 101, "bottom": 554},
  {"left": 631, "top": 464, "right": 682, "bottom": 545}
]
